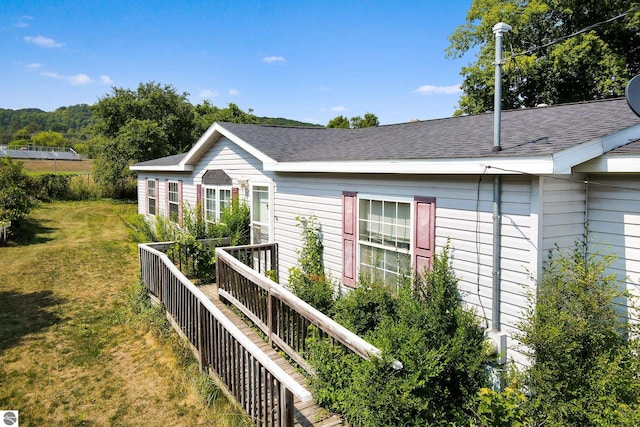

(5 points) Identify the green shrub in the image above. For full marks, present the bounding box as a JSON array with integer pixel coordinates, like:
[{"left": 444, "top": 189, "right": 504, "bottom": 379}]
[
  {"left": 332, "top": 275, "right": 397, "bottom": 337},
  {"left": 0, "top": 157, "right": 34, "bottom": 227},
  {"left": 516, "top": 239, "right": 640, "bottom": 426},
  {"left": 473, "top": 386, "right": 528, "bottom": 427},
  {"left": 308, "top": 244, "right": 492, "bottom": 426},
  {"left": 288, "top": 215, "right": 335, "bottom": 314},
  {"left": 33, "top": 174, "right": 70, "bottom": 201},
  {"left": 29, "top": 173, "right": 99, "bottom": 202}
]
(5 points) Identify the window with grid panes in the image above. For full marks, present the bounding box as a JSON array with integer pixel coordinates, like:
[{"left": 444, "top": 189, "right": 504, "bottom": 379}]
[
  {"left": 147, "top": 180, "right": 156, "bottom": 215},
  {"left": 358, "top": 198, "right": 411, "bottom": 286},
  {"left": 168, "top": 181, "right": 179, "bottom": 221}
]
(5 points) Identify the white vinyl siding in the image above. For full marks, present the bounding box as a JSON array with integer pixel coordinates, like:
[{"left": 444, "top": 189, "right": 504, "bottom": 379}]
[
  {"left": 586, "top": 174, "right": 640, "bottom": 324},
  {"left": 541, "top": 175, "right": 587, "bottom": 252},
  {"left": 272, "top": 173, "right": 535, "bottom": 338}
]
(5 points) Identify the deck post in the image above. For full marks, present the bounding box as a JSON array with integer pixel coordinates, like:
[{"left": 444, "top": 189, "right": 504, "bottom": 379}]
[
  {"left": 197, "top": 300, "right": 204, "bottom": 372},
  {"left": 268, "top": 291, "right": 274, "bottom": 346},
  {"left": 281, "top": 387, "right": 294, "bottom": 427}
]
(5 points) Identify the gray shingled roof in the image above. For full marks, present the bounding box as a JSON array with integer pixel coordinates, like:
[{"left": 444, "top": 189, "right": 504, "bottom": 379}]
[
  {"left": 133, "top": 153, "right": 187, "bottom": 167},
  {"left": 135, "top": 98, "right": 640, "bottom": 168},
  {"left": 220, "top": 98, "right": 639, "bottom": 162}
]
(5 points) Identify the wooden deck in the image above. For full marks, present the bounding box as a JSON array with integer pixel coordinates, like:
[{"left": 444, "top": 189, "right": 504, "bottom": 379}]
[{"left": 198, "top": 283, "right": 344, "bottom": 427}]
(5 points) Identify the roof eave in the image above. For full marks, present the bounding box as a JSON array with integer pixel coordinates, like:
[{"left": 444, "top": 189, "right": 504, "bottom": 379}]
[
  {"left": 130, "top": 164, "right": 194, "bottom": 172},
  {"left": 180, "top": 122, "right": 277, "bottom": 167},
  {"left": 264, "top": 157, "right": 555, "bottom": 175},
  {"left": 574, "top": 155, "right": 640, "bottom": 173},
  {"left": 553, "top": 124, "right": 640, "bottom": 174}
]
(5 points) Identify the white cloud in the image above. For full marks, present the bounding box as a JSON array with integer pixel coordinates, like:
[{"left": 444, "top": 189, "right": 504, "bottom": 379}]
[
  {"left": 42, "top": 71, "right": 93, "bottom": 85},
  {"left": 228, "top": 88, "right": 239, "bottom": 96},
  {"left": 42, "top": 71, "right": 64, "bottom": 79},
  {"left": 317, "top": 86, "right": 330, "bottom": 92},
  {"left": 100, "top": 75, "right": 114, "bottom": 85},
  {"left": 414, "top": 84, "right": 462, "bottom": 95},
  {"left": 198, "top": 89, "right": 218, "bottom": 98},
  {"left": 24, "top": 35, "right": 63, "bottom": 48},
  {"left": 69, "top": 73, "right": 92, "bottom": 85},
  {"left": 263, "top": 56, "right": 285, "bottom": 63},
  {"left": 26, "top": 63, "right": 43, "bottom": 69},
  {"left": 14, "top": 16, "right": 32, "bottom": 28},
  {"left": 331, "top": 105, "right": 346, "bottom": 112}
]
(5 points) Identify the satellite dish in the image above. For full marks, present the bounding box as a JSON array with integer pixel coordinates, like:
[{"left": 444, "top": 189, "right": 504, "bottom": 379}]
[{"left": 625, "top": 74, "right": 640, "bottom": 118}]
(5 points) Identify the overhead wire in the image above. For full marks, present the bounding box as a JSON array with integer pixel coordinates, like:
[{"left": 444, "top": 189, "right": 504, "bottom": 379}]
[
  {"left": 485, "top": 165, "right": 640, "bottom": 193},
  {"left": 512, "top": 7, "right": 640, "bottom": 58}
]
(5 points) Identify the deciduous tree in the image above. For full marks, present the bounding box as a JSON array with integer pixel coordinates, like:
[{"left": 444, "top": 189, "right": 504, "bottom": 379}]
[
  {"left": 447, "top": 0, "right": 640, "bottom": 115},
  {"left": 90, "top": 82, "right": 195, "bottom": 196}
]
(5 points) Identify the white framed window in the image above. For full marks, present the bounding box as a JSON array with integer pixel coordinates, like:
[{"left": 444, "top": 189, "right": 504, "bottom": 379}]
[
  {"left": 168, "top": 181, "right": 179, "bottom": 222},
  {"left": 147, "top": 180, "right": 156, "bottom": 215},
  {"left": 358, "top": 197, "right": 412, "bottom": 286},
  {"left": 251, "top": 184, "right": 272, "bottom": 244},
  {"left": 204, "top": 186, "right": 232, "bottom": 223}
]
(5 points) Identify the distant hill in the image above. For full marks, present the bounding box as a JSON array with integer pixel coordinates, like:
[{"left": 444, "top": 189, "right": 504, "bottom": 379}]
[
  {"left": 0, "top": 105, "right": 324, "bottom": 146},
  {"left": 0, "top": 105, "right": 94, "bottom": 145},
  {"left": 257, "top": 117, "right": 323, "bottom": 128}
]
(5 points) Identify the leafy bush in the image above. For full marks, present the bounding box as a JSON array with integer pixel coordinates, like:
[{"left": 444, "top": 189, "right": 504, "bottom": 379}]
[
  {"left": 0, "top": 157, "right": 34, "bottom": 227},
  {"left": 308, "top": 245, "right": 492, "bottom": 426},
  {"left": 288, "top": 216, "right": 335, "bottom": 314},
  {"left": 473, "top": 386, "right": 528, "bottom": 427},
  {"left": 516, "top": 240, "right": 640, "bottom": 426},
  {"left": 332, "top": 275, "right": 397, "bottom": 337},
  {"left": 30, "top": 174, "right": 99, "bottom": 202}
]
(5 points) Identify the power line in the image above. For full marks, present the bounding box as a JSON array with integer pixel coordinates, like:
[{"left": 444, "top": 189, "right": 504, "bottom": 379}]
[
  {"left": 486, "top": 165, "right": 640, "bottom": 193},
  {"left": 513, "top": 7, "right": 640, "bottom": 58}
]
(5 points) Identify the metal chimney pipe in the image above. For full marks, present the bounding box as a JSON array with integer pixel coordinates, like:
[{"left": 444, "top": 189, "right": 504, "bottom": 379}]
[{"left": 492, "top": 22, "right": 511, "bottom": 153}]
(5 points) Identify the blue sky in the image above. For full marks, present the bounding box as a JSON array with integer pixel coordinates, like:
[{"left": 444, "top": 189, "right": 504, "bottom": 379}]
[{"left": 1, "top": 0, "right": 475, "bottom": 125}]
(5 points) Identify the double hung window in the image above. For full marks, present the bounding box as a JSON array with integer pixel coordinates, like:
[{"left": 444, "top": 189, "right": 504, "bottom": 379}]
[
  {"left": 168, "top": 181, "right": 179, "bottom": 221},
  {"left": 358, "top": 197, "right": 411, "bottom": 286},
  {"left": 204, "top": 187, "right": 232, "bottom": 223},
  {"left": 147, "top": 180, "right": 156, "bottom": 215}
]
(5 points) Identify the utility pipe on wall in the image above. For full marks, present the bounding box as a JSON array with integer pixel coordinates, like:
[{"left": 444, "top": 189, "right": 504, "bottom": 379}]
[{"left": 491, "top": 22, "right": 511, "bottom": 332}]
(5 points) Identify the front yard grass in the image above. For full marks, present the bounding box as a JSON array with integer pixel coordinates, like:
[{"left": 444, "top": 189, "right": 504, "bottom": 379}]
[{"left": 0, "top": 200, "right": 246, "bottom": 426}]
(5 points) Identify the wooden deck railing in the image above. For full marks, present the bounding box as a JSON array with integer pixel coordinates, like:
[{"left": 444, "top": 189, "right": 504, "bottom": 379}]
[
  {"left": 139, "top": 242, "right": 311, "bottom": 427},
  {"left": 216, "top": 244, "right": 398, "bottom": 373}
]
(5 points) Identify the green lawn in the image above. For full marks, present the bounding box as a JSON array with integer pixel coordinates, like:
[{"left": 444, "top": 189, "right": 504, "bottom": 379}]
[{"left": 0, "top": 200, "right": 244, "bottom": 426}]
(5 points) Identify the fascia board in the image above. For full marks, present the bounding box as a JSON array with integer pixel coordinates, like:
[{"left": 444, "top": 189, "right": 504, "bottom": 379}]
[
  {"left": 264, "top": 157, "right": 555, "bottom": 175},
  {"left": 130, "top": 164, "right": 193, "bottom": 172},
  {"left": 553, "top": 124, "right": 640, "bottom": 174},
  {"left": 574, "top": 155, "right": 640, "bottom": 173},
  {"left": 180, "top": 122, "right": 277, "bottom": 167}
]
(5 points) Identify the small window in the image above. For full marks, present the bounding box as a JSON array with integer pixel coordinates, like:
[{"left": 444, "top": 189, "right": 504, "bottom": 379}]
[
  {"left": 204, "top": 186, "right": 232, "bottom": 223},
  {"left": 147, "top": 180, "right": 156, "bottom": 215},
  {"left": 168, "top": 181, "right": 179, "bottom": 222}
]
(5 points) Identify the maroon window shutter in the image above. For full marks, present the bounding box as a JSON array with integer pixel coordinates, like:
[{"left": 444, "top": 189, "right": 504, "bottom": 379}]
[
  {"left": 178, "top": 180, "right": 183, "bottom": 225},
  {"left": 145, "top": 179, "right": 150, "bottom": 214},
  {"left": 232, "top": 186, "right": 239, "bottom": 202},
  {"left": 155, "top": 179, "right": 159, "bottom": 214},
  {"left": 413, "top": 196, "right": 436, "bottom": 275},
  {"left": 342, "top": 192, "right": 357, "bottom": 287}
]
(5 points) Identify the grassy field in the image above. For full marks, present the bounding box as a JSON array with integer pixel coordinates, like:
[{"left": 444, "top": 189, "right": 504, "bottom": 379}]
[
  {"left": 18, "top": 159, "right": 93, "bottom": 175},
  {"left": 0, "top": 200, "right": 246, "bottom": 426}
]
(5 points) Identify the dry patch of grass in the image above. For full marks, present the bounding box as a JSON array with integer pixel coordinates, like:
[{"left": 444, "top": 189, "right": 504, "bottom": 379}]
[
  {"left": 0, "top": 200, "right": 247, "bottom": 426},
  {"left": 18, "top": 159, "right": 93, "bottom": 175}
]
